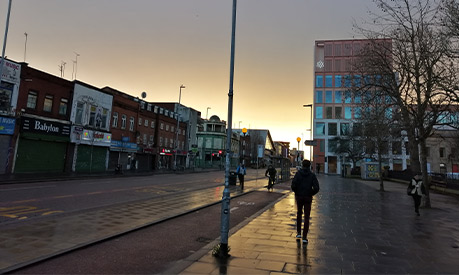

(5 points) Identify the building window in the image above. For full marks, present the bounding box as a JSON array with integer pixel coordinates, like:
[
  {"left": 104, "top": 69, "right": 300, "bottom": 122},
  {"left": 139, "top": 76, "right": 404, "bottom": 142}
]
[
  {"left": 159, "top": 137, "right": 163, "bottom": 147},
  {"left": 440, "top": 147, "right": 445, "bottom": 158},
  {"left": 325, "top": 91, "right": 333, "bottom": 103},
  {"left": 170, "top": 138, "right": 174, "bottom": 148},
  {"left": 316, "top": 107, "right": 323, "bottom": 119},
  {"left": 130, "top": 117, "right": 135, "bottom": 131},
  {"left": 328, "top": 123, "right": 337, "bottom": 136},
  {"left": 143, "top": 134, "right": 147, "bottom": 145},
  {"left": 183, "top": 129, "right": 186, "bottom": 135},
  {"left": 316, "top": 123, "right": 325, "bottom": 136},
  {"left": 166, "top": 124, "right": 169, "bottom": 131},
  {"left": 345, "top": 107, "right": 352, "bottom": 119},
  {"left": 334, "top": 91, "right": 342, "bottom": 103},
  {"left": 138, "top": 117, "right": 142, "bottom": 126},
  {"left": 316, "top": 75, "right": 323, "bottom": 87},
  {"left": 326, "top": 107, "right": 333, "bottom": 119},
  {"left": 340, "top": 123, "right": 350, "bottom": 135},
  {"left": 144, "top": 119, "right": 148, "bottom": 127},
  {"left": 315, "top": 91, "right": 323, "bottom": 103},
  {"left": 154, "top": 106, "right": 159, "bottom": 113},
  {"left": 43, "top": 95, "right": 53, "bottom": 112},
  {"left": 335, "top": 107, "right": 342, "bottom": 119},
  {"left": 354, "top": 107, "right": 362, "bottom": 118},
  {"left": 171, "top": 126, "right": 175, "bottom": 133},
  {"left": 149, "top": 135, "right": 154, "bottom": 143},
  {"left": 27, "top": 91, "right": 38, "bottom": 109},
  {"left": 335, "top": 75, "right": 342, "bottom": 87},
  {"left": 165, "top": 138, "right": 169, "bottom": 147},
  {"left": 392, "top": 141, "right": 402, "bottom": 155},
  {"left": 151, "top": 121, "right": 155, "bottom": 128},
  {"left": 344, "top": 91, "right": 352, "bottom": 104},
  {"left": 160, "top": 122, "right": 164, "bottom": 130},
  {"left": 113, "top": 112, "right": 118, "bottom": 128},
  {"left": 121, "top": 115, "right": 127, "bottom": 129},
  {"left": 325, "top": 75, "right": 333, "bottom": 87},
  {"left": 58, "top": 98, "right": 68, "bottom": 115}
]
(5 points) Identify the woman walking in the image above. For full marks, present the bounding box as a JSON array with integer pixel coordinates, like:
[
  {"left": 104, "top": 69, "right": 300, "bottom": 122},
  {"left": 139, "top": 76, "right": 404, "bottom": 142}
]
[{"left": 409, "top": 173, "right": 425, "bottom": 216}]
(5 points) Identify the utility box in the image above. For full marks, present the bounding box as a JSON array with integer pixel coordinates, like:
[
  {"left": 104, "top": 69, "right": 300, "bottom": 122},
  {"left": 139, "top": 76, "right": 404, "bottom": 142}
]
[
  {"left": 229, "top": 171, "right": 237, "bottom": 185},
  {"left": 361, "top": 162, "right": 380, "bottom": 180}
]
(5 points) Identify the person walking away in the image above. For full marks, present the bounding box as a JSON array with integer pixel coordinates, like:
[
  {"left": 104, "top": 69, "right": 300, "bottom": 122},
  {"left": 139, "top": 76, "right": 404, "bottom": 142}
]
[
  {"left": 236, "top": 163, "right": 246, "bottom": 189},
  {"left": 409, "top": 173, "right": 425, "bottom": 216},
  {"left": 265, "top": 165, "right": 277, "bottom": 191},
  {"left": 291, "top": 159, "right": 320, "bottom": 244}
]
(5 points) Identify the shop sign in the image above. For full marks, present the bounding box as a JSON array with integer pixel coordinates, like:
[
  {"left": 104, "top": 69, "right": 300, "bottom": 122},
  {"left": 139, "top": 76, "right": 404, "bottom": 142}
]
[
  {"left": 71, "top": 126, "right": 111, "bottom": 147},
  {"left": 1, "top": 58, "right": 21, "bottom": 85},
  {"left": 111, "top": 140, "right": 138, "bottom": 150},
  {"left": 160, "top": 148, "right": 173, "bottom": 156},
  {"left": 21, "top": 117, "right": 70, "bottom": 137},
  {"left": 0, "top": 116, "right": 15, "bottom": 135}
]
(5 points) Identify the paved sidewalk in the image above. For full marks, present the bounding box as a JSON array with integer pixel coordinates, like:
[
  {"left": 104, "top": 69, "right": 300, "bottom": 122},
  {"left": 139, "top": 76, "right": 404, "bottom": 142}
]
[{"left": 179, "top": 175, "right": 459, "bottom": 274}]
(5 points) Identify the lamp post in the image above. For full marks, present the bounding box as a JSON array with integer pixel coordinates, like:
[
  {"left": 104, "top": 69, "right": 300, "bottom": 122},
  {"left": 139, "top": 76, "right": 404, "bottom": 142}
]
[
  {"left": 296, "top": 137, "right": 301, "bottom": 166},
  {"left": 206, "top": 107, "right": 211, "bottom": 119},
  {"left": 220, "top": 0, "right": 237, "bottom": 258},
  {"left": 0, "top": 0, "right": 12, "bottom": 89},
  {"left": 174, "top": 84, "right": 185, "bottom": 171},
  {"left": 303, "top": 104, "right": 313, "bottom": 161}
]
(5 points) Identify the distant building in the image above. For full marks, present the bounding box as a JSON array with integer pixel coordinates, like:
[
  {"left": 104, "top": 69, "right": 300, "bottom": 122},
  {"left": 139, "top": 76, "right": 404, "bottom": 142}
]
[
  {"left": 312, "top": 39, "right": 410, "bottom": 175},
  {"left": 196, "top": 115, "right": 230, "bottom": 168}
]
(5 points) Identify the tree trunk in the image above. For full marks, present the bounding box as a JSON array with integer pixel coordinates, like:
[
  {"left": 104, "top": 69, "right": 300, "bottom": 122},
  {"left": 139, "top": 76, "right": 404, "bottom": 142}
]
[
  {"left": 378, "top": 153, "right": 385, "bottom": 192},
  {"left": 420, "top": 139, "right": 431, "bottom": 208}
]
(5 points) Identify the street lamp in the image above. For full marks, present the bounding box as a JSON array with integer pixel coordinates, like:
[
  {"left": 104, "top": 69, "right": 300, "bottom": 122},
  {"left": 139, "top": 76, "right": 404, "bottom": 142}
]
[
  {"left": 303, "top": 104, "right": 313, "bottom": 161},
  {"left": 174, "top": 84, "right": 185, "bottom": 171},
  {"left": 241, "top": 127, "right": 247, "bottom": 165},
  {"left": 296, "top": 137, "right": 301, "bottom": 166},
  {"left": 220, "top": 0, "right": 237, "bottom": 258},
  {"left": 206, "top": 107, "right": 211, "bottom": 119},
  {"left": 0, "top": 0, "right": 12, "bottom": 88}
]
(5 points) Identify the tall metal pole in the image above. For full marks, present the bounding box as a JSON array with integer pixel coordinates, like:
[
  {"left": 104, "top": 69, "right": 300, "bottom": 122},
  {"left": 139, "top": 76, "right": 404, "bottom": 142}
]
[
  {"left": 174, "top": 85, "right": 185, "bottom": 170},
  {"left": 0, "top": 0, "right": 13, "bottom": 86},
  {"left": 220, "top": 0, "right": 237, "bottom": 257},
  {"left": 303, "top": 104, "right": 313, "bottom": 161}
]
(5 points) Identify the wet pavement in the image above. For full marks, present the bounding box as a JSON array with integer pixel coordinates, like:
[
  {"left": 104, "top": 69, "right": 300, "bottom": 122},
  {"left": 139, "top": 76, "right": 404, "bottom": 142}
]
[
  {"left": 0, "top": 174, "right": 271, "bottom": 273},
  {"left": 178, "top": 175, "right": 459, "bottom": 274}
]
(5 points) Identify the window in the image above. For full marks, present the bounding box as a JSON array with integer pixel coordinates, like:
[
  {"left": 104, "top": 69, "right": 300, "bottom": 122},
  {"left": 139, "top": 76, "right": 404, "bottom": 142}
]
[
  {"left": 335, "top": 107, "right": 342, "bottom": 119},
  {"left": 59, "top": 98, "right": 68, "bottom": 115},
  {"left": 354, "top": 107, "right": 362, "bottom": 118},
  {"left": 160, "top": 122, "right": 164, "bottom": 130},
  {"left": 143, "top": 134, "right": 147, "bottom": 145},
  {"left": 328, "top": 123, "right": 337, "bottom": 136},
  {"left": 171, "top": 126, "right": 175, "bottom": 133},
  {"left": 112, "top": 112, "right": 118, "bottom": 128},
  {"left": 325, "top": 75, "right": 333, "bottom": 87},
  {"left": 440, "top": 147, "right": 445, "bottom": 158},
  {"left": 129, "top": 117, "right": 135, "bottom": 131},
  {"left": 26, "top": 91, "right": 38, "bottom": 109},
  {"left": 315, "top": 91, "right": 323, "bottom": 103},
  {"left": 149, "top": 135, "right": 154, "bottom": 143},
  {"left": 315, "top": 107, "right": 323, "bottom": 119},
  {"left": 334, "top": 91, "right": 342, "bottom": 103},
  {"left": 43, "top": 95, "right": 53, "bottom": 112},
  {"left": 328, "top": 139, "right": 337, "bottom": 152},
  {"left": 75, "top": 102, "right": 84, "bottom": 125},
  {"left": 144, "top": 119, "right": 148, "bottom": 127},
  {"left": 183, "top": 129, "right": 186, "bottom": 135},
  {"left": 326, "top": 107, "right": 333, "bottom": 119},
  {"left": 354, "top": 92, "right": 362, "bottom": 103},
  {"left": 170, "top": 138, "right": 174, "bottom": 148},
  {"left": 316, "top": 123, "right": 325, "bottom": 136},
  {"left": 165, "top": 138, "right": 168, "bottom": 147},
  {"left": 335, "top": 75, "right": 342, "bottom": 87},
  {"left": 344, "top": 91, "right": 352, "bottom": 104},
  {"left": 340, "top": 123, "right": 350, "bottom": 135},
  {"left": 159, "top": 137, "right": 163, "bottom": 146},
  {"left": 121, "top": 115, "right": 127, "bottom": 129},
  {"left": 325, "top": 91, "right": 333, "bottom": 103},
  {"left": 344, "top": 75, "right": 352, "bottom": 87},
  {"left": 345, "top": 107, "right": 352, "bottom": 119},
  {"left": 151, "top": 121, "right": 155, "bottom": 128},
  {"left": 138, "top": 117, "right": 142, "bottom": 126},
  {"left": 316, "top": 75, "right": 323, "bottom": 87},
  {"left": 166, "top": 124, "right": 169, "bottom": 131},
  {"left": 147, "top": 104, "right": 152, "bottom": 111},
  {"left": 154, "top": 106, "right": 159, "bottom": 113}
]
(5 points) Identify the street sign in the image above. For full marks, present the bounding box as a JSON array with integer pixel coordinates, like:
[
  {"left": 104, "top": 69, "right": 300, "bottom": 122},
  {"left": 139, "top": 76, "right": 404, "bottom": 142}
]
[{"left": 304, "top": 140, "right": 316, "bottom": 146}]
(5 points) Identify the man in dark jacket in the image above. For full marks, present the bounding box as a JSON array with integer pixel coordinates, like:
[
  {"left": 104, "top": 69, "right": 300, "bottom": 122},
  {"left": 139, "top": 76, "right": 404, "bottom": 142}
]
[{"left": 291, "top": 159, "right": 320, "bottom": 244}]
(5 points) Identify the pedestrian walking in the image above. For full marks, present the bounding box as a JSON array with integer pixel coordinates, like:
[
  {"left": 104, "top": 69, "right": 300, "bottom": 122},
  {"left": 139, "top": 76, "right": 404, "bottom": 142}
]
[
  {"left": 236, "top": 163, "right": 246, "bottom": 189},
  {"left": 291, "top": 159, "right": 320, "bottom": 244},
  {"left": 408, "top": 173, "right": 425, "bottom": 216},
  {"left": 265, "top": 165, "right": 277, "bottom": 191}
]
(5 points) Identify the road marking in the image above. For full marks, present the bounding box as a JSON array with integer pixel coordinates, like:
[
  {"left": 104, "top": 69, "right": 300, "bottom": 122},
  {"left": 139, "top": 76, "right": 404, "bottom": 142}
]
[
  {"left": 53, "top": 195, "right": 74, "bottom": 199},
  {"left": 0, "top": 185, "right": 57, "bottom": 192},
  {"left": 230, "top": 207, "right": 239, "bottom": 213},
  {"left": 0, "top": 206, "right": 62, "bottom": 220}
]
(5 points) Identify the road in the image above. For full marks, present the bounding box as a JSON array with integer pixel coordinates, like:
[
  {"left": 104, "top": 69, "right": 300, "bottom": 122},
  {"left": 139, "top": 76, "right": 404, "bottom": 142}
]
[{"left": 0, "top": 169, "right": 287, "bottom": 273}]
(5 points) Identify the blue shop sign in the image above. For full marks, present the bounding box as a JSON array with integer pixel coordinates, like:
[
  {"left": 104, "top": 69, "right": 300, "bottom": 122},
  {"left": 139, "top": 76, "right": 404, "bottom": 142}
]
[
  {"left": 0, "top": 116, "right": 15, "bottom": 135},
  {"left": 111, "top": 140, "right": 138, "bottom": 150}
]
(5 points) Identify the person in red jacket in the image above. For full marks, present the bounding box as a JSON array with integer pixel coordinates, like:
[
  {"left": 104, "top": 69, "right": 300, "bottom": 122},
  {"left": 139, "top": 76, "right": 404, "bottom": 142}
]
[{"left": 291, "top": 159, "right": 320, "bottom": 244}]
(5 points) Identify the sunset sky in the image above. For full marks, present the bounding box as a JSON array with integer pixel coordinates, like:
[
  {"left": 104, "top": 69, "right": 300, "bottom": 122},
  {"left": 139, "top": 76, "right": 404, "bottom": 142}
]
[{"left": 1, "top": 0, "right": 374, "bottom": 153}]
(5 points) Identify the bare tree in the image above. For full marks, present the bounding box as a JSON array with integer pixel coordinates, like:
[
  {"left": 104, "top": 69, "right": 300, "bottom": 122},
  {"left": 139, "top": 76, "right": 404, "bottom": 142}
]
[{"left": 354, "top": 0, "right": 459, "bottom": 207}]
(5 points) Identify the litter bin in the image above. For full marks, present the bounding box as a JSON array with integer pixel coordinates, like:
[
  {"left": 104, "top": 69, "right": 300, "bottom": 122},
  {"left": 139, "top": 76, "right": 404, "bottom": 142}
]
[{"left": 229, "top": 171, "right": 237, "bottom": 185}]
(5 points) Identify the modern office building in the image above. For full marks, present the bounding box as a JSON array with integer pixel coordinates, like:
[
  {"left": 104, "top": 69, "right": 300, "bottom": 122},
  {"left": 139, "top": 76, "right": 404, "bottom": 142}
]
[{"left": 312, "top": 39, "right": 410, "bottom": 175}]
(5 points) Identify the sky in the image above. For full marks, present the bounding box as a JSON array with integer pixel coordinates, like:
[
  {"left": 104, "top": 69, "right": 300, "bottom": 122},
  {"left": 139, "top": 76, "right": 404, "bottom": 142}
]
[{"left": 0, "top": 0, "right": 374, "bottom": 153}]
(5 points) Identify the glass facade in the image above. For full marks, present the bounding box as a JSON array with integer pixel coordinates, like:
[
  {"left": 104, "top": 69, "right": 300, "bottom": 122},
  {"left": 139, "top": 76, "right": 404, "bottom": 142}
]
[
  {"left": 334, "top": 91, "right": 342, "bottom": 103},
  {"left": 316, "top": 75, "right": 323, "bottom": 87},
  {"left": 345, "top": 107, "right": 352, "bottom": 119},
  {"left": 335, "top": 75, "right": 342, "bottom": 87},
  {"left": 325, "top": 75, "right": 333, "bottom": 87},
  {"left": 325, "top": 91, "right": 333, "bottom": 103},
  {"left": 316, "top": 106, "right": 323, "bottom": 119},
  {"left": 316, "top": 123, "right": 325, "bottom": 136},
  {"left": 315, "top": 91, "right": 323, "bottom": 103}
]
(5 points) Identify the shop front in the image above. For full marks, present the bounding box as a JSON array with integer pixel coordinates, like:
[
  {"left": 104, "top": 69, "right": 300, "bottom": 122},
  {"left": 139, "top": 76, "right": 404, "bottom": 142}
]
[
  {"left": 0, "top": 116, "right": 16, "bottom": 174},
  {"left": 71, "top": 126, "right": 111, "bottom": 173},
  {"left": 14, "top": 116, "right": 70, "bottom": 173},
  {"left": 109, "top": 138, "right": 139, "bottom": 171}
]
